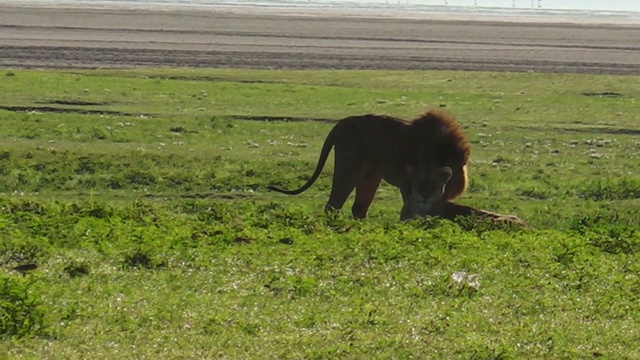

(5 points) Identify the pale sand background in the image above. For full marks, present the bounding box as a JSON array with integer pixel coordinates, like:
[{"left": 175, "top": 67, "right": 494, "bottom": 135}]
[{"left": 0, "top": 4, "right": 639, "bottom": 73}]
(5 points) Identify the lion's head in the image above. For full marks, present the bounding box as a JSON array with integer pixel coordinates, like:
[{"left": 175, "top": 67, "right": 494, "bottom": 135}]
[{"left": 409, "top": 110, "right": 470, "bottom": 201}]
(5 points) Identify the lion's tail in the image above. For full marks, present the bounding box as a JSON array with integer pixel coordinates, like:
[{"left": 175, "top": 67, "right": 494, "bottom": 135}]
[{"left": 266, "top": 125, "right": 336, "bottom": 195}]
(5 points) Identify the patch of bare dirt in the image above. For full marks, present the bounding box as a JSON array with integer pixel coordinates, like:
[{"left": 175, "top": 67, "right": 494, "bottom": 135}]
[
  {"left": 1, "top": 6, "right": 639, "bottom": 74},
  {"left": 0, "top": 105, "right": 149, "bottom": 117}
]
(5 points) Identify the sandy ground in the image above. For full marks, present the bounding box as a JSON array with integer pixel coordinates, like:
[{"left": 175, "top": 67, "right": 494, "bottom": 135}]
[{"left": 0, "top": 4, "right": 639, "bottom": 74}]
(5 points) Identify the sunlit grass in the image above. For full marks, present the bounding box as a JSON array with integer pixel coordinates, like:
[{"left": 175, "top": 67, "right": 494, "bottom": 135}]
[{"left": 1, "top": 68, "right": 639, "bottom": 358}]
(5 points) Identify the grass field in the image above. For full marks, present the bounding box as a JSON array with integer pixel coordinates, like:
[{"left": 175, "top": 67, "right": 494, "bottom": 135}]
[{"left": 1, "top": 68, "right": 639, "bottom": 359}]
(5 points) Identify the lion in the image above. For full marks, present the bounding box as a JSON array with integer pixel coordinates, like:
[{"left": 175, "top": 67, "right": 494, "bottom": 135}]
[
  {"left": 400, "top": 165, "right": 453, "bottom": 221},
  {"left": 267, "top": 109, "right": 471, "bottom": 219},
  {"left": 406, "top": 198, "right": 526, "bottom": 226},
  {"left": 401, "top": 168, "right": 525, "bottom": 226}
]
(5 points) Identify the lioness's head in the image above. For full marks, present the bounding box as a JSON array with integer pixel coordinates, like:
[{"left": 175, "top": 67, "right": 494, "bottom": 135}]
[{"left": 400, "top": 165, "right": 453, "bottom": 221}]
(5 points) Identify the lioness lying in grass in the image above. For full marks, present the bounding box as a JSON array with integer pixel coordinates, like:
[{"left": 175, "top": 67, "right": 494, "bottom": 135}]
[{"left": 401, "top": 165, "right": 525, "bottom": 226}]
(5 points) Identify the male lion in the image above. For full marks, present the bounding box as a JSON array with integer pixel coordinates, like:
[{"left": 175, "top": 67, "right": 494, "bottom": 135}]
[
  {"left": 401, "top": 170, "right": 525, "bottom": 226},
  {"left": 267, "top": 109, "right": 470, "bottom": 219}
]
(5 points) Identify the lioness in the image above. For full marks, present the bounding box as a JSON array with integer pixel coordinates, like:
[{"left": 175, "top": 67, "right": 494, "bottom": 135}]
[
  {"left": 400, "top": 165, "right": 453, "bottom": 221},
  {"left": 267, "top": 110, "right": 470, "bottom": 219},
  {"left": 401, "top": 171, "right": 525, "bottom": 225}
]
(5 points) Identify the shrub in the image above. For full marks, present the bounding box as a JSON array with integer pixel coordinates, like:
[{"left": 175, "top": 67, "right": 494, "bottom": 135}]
[
  {"left": 120, "top": 248, "right": 166, "bottom": 270},
  {"left": 570, "top": 214, "right": 640, "bottom": 255},
  {"left": 63, "top": 261, "right": 91, "bottom": 278},
  {"left": 0, "top": 275, "right": 47, "bottom": 337},
  {"left": 578, "top": 178, "right": 640, "bottom": 201}
]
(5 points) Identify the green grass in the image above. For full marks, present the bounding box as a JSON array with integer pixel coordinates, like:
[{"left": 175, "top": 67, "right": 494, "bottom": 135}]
[{"left": 1, "top": 68, "right": 639, "bottom": 359}]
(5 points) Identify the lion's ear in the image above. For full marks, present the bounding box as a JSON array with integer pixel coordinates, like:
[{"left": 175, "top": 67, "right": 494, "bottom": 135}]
[{"left": 438, "top": 167, "right": 453, "bottom": 184}]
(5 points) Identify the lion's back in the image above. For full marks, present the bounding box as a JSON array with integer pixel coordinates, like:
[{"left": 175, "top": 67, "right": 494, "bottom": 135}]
[{"left": 333, "top": 113, "right": 412, "bottom": 162}]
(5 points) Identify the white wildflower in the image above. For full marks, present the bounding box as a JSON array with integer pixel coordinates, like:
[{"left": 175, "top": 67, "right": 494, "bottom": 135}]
[
  {"left": 287, "top": 142, "right": 308, "bottom": 148},
  {"left": 246, "top": 140, "right": 260, "bottom": 148},
  {"left": 451, "top": 271, "right": 481, "bottom": 290}
]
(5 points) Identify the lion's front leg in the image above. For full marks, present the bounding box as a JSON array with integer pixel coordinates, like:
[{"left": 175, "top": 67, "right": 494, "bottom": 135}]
[{"left": 399, "top": 186, "right": 414, "bottom": 221}]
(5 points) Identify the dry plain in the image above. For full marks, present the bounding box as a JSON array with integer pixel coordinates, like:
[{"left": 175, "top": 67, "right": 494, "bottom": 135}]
[{"left": 1, "top": 4, "right": 639, "bottom": 73}]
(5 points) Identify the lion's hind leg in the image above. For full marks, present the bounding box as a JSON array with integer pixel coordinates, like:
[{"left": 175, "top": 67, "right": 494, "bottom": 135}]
[
  {"left": 352, "top": 175, "right": 382, "bottom": 219},
  {"left": 325, "top": 182, "right": 356, "bottom": 215},
  {"left": 324, "top": 154, "right": 361, "bottom": 216},
  {"left": 325, "top": 141, "right": 370, "bottom": 217}
]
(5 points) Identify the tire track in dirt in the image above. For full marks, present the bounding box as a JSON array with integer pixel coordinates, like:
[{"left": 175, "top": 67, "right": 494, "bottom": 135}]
[
  {"left": 2, "top": 46, "right": 639, "bottom": 74},
  {"left": 3, "top": 24, "right": 639, "bottom": 52}
]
